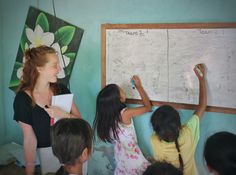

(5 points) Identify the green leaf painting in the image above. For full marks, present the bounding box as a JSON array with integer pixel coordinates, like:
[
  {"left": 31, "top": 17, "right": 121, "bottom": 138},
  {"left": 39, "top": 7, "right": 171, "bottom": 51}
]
[
  {"left": 55, "top": 26, "right": 76, "bottom": 46},
  {"left": 20, "top": 25, "right": 29, "bottom": 52},
  {"left": 36, "top": 13, "right": 49, "bottom": 32},
  {"left": 64, "top": 52, "right": 76, "bottom": 60},
  {"left": 9, "top": 62, "right": 23, "bottom": 91},
  {"left": 9, "top": 6, "right": 84, "bottom": 92}
]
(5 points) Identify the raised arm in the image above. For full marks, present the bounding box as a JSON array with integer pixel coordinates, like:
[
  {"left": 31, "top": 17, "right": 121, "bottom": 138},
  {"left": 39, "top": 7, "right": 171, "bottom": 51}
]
[
  {"left": 194, "top": 63, "right": 207, "bottom": 119},
  {"left": 19, "top": 122, "right": 37, "bottom": 175},
  {"left": 134, "top": 75, "right": 152, "bottom": 111},
  {"left": 122, "top": 75, "right": 152, "bottom": 123}
]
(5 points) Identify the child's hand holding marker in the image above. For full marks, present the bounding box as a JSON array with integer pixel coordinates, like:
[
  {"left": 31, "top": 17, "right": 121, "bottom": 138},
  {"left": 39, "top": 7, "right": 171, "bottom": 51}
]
[
  {"left": 131, "top": 75, "right": 142, "bottom": 89},
  {"left": 131, "top": 79, "right": 135, "bottom": 89},
  {"left": 194, "top": 63, "right": 205, "bottom": 78}
]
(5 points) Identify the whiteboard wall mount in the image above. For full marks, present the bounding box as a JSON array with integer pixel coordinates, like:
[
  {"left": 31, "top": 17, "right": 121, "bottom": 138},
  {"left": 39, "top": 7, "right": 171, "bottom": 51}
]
[{"left": 101, "top": 23, "right": 236, "bottom": 114}]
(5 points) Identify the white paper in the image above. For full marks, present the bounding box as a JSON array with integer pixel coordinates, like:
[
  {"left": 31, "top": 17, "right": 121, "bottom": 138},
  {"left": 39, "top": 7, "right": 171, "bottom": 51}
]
[{"left": 51, "top": 93, "right": 74, "bottom": 123}]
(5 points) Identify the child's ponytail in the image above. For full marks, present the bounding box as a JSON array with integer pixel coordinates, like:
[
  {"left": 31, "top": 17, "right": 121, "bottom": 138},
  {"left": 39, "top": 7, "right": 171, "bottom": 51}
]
[{"left": 175, "top": 139, "right": 184, "bottom": 172}]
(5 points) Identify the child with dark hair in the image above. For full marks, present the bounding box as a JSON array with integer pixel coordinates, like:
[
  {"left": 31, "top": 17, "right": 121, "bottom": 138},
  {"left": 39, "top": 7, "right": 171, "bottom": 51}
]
[
  {"left": 150, "top": 64, "right": 207, "bottom": 175},
  {"left": 143, "top": 161, "right": 183, "bottom": 175},
  {"left": 51, "top": 118, "right": 93, "bottom": 175},
  {"left": 204, "top": 131, "right": 236, "bottom": 175},
  {"left": 93, "top": 75, "right": 152, "bottom": 175}
]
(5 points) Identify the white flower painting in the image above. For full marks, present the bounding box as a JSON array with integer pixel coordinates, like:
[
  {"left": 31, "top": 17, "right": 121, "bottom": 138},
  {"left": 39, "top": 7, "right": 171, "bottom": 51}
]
[{"left": 9, "top": 6, "right": 84, "bottom": 91}]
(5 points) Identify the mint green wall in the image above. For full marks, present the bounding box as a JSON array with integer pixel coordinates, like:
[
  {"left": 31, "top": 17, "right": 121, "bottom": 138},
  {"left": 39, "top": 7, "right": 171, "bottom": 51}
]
[
  {"left": 0, "top": 0, "right": 6, "bottom": 145},
  {"left": 1, "top": 0, "right": 236, "bottom": 174}
]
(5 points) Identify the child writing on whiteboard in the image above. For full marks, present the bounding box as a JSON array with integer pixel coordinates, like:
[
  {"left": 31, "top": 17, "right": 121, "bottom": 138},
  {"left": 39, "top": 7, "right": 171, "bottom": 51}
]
[
  {"left": 93, "top": 75, "right": 152, "bottom": 175},
  {"left": 150, "top": 63, "right": 207, "bottom": 175}
]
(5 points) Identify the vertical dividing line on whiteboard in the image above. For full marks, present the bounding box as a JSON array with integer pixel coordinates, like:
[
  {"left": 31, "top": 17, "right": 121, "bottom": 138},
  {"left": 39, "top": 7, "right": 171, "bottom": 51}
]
[{"left": 166, "top": 29, "right": 170, "bottom": 102}]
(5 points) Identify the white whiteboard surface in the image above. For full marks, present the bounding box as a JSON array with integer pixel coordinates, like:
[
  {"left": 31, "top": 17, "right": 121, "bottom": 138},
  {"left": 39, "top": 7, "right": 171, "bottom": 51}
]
[{"left": 102, "top": 23, "right": 236, "bottom": 113}]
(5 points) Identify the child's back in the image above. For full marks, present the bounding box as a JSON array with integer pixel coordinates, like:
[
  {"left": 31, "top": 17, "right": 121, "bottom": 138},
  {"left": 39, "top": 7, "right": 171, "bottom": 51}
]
[
  {"left": 150, "top": 106, "right": 200, "bottom": 174},
  {"left": 112, "top": 108, "right": 150, "bottom": 175},
  {"left": 94, "top": 76, "right": 152, "bottom": 175},
  {"left": 150, "top": 64, "right": 207, "bottom": 175}
]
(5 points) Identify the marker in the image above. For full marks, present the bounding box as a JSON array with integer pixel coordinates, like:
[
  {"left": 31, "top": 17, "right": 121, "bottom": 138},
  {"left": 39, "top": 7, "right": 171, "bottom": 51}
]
[
  {"left": 131, "top": 79, "right": 135, "bottom": 89},
  {"left": 195, "top": 65, "right": 203, "bottom": 77}
]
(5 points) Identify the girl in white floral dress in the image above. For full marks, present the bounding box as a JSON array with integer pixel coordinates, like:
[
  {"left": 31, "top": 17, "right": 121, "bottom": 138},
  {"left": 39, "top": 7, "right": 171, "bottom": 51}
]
[{"left": 93, "top": 75, "right": 152, "bottom": 175}]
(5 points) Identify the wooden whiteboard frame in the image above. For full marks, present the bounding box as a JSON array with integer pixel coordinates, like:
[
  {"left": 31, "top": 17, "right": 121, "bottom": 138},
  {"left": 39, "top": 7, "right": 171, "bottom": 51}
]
[{"left": 101, "top": 23, "right": 236, "bottom": 114}]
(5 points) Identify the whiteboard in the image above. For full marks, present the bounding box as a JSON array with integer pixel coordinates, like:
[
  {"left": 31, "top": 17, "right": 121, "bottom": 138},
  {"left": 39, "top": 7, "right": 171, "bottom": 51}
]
[{"left": 101, "top": 23, "right": 236, "bottom": 114}]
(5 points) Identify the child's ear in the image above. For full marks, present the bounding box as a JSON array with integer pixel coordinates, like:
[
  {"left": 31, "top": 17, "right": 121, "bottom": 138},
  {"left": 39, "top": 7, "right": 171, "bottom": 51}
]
[{"left": 79, "top": 148, "right": 89, "bottom": 163}]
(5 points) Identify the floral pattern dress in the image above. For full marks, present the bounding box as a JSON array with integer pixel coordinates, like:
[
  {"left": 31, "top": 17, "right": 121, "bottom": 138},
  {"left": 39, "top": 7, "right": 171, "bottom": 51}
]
[{"left": 112, "top": 109, "right": 150, "bottom": 175}]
